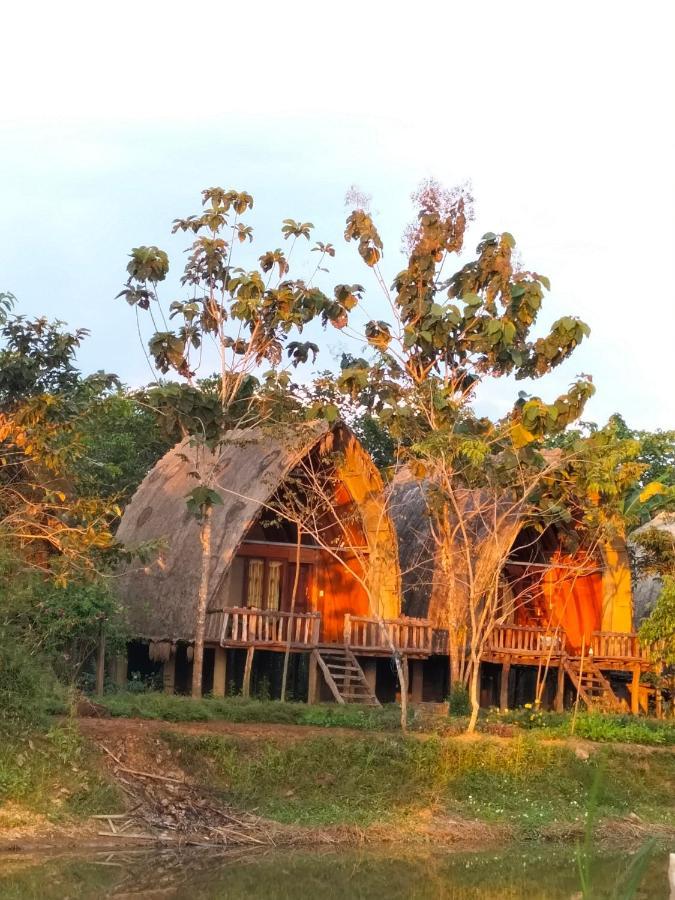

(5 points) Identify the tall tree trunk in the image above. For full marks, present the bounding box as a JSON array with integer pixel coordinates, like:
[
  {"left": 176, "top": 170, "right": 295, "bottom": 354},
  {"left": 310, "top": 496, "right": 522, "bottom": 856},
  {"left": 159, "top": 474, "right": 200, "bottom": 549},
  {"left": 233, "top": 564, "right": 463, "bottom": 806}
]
[
  {"left": 192, "top": 507, "right": 213, "bottom": 699},
  {"left": 448, "top": 634, "right": 461, "bottom": 692},
  {"left": 281, "top": 526, "right": 302, "bottom": 702},
  {"left": 466, "top": 654, "right": 481, "bottom": 733},
  {"left": 395, "top": 654, "right": 409, "bottom": 733}
]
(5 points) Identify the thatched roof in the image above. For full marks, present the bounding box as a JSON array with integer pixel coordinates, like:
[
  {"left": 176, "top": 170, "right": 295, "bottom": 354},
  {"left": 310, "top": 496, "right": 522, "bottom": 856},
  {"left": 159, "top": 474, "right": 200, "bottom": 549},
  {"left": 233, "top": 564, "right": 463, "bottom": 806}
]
[
  {"left": 390, "top": 466, "right": 636, "bottom": 635},
  {"left": 115, "top": 420, "right": 399, "bottom": 641},
  {"left": 388, "top": 473, "right": 435, "bottom": 619},
  {"left": 389, "top": 470, "right": 522, "bottom": 627}
]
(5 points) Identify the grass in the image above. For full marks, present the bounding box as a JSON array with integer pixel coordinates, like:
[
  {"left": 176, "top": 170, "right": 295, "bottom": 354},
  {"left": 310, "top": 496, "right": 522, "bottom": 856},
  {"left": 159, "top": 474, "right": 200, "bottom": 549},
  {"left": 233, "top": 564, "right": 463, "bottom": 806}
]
[
  {"left": 483, "top": 707, "right": 675, "bottom": 746},
  {"left": 161, "top": 729, "right": 675, "bottom": 837},
  {"left": 100, "top": 691, "right": 407, "bottom": 730},
  {"left": 100, "top": 690, "right": 675, "bottom": 747},
  {"left": 0, "top": 723, "right": 120, "bottom": 822}
]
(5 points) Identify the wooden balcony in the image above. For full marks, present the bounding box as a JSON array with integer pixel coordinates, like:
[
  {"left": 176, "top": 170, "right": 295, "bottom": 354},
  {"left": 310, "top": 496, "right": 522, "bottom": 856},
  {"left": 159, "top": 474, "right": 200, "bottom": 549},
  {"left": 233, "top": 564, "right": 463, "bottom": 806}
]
[
  {"left": 483, "top": 624, "right": 653, "bottom": 671},
  {"left": 205, "top": 608, "right": 434, "bottom": 656},
  {"left": 590, "top": 631, "right": 653, "bottom": 668},
  {"left": 484, "top": 625, "right": 567, "bottom": 660},
  {"left": 343, "top": 614, "right": 433, "bottom": 657},
  {"left": 205, "top": 607, "right": 321, "bottom": 649}
]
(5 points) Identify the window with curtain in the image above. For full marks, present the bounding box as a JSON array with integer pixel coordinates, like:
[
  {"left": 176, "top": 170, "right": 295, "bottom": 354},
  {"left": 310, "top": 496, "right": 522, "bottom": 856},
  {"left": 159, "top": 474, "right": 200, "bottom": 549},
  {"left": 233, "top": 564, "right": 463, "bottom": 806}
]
[
  {"left": 267, "top": 561, "right": 282, "bottom": 611},
  {"left": 246, "top": 559, "right": 264, "bottom": 607}
]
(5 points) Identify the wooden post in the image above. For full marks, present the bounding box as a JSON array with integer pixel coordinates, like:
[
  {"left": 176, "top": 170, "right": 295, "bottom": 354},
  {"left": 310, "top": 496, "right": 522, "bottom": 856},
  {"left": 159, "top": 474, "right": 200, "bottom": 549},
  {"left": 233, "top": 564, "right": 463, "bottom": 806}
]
[
  {"left": 411, "top": 660, "right": 424, "bottom": 703},
  {"left": 213, "top": 646, "right": 227, "bottom": 697},
  {"left": 499, "top": 660, "right": 511, "bottom": 711},
  {"left": 95, "top": 623, "right": 106, "bottom": 696},
  {"left": 555, "top": 661, "right": 565, "bottom": 713},
  {"left": 401, "top": 655, "right": 409, "bottom": 693},
  {"left": 307, "top": 651, "right": 319, "bottom": 704},
  {"left": 163, "top": 654, "right": 176, "bottom": 694},
  {"left": 112, "top": 653, "right": 127, "bottom": 688},
  {"left": 630, "top": 665, "right": 641, "bottom": 716},
  {"left": 242, "top": 646, "right": 255, "bottom": 699},
  {"left": 362, "top": 658, "right": 377, "bottom": 696}
]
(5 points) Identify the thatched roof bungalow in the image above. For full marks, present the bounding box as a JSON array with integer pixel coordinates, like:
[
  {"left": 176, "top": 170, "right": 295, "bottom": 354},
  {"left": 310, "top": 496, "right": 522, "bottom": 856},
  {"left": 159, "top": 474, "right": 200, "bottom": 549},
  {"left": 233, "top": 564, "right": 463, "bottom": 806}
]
[
  {"left": 115, "top": 421, "right": 408, "bottom": 702},
  {"left": 389, "top": 470, "right": 645, "bottom": 712}
]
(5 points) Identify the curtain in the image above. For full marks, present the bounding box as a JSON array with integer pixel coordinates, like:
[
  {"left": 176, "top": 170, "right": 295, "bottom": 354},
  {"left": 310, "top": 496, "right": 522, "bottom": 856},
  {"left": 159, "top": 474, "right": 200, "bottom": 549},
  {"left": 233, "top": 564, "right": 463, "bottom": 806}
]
[
  {"left": 267, "top": 561, "right": 282, "bottom": 611},
  {"left": 247, "top": 559, "right": 264, "bottom": 607}
]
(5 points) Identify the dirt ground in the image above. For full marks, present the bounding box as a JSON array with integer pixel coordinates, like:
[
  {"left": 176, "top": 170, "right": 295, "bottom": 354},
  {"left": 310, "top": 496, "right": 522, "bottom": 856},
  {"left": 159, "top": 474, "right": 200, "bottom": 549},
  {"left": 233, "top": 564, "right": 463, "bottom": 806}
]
[{"left": 77, "top": 716, "right": 370, "bottom": 746}]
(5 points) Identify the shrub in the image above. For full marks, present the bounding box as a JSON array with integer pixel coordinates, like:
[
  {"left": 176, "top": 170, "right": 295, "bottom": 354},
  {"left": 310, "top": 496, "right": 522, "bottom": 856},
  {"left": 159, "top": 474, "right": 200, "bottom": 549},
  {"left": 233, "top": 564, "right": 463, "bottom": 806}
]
[
  {"left": 448, "top": 683, "right": 471, "bottom": 716},
  {"left": 484, "top": 707, "right": 675, "bottom": 746},
  {"left": 0, "top": 628, "right": 65, "bottom": 729}
]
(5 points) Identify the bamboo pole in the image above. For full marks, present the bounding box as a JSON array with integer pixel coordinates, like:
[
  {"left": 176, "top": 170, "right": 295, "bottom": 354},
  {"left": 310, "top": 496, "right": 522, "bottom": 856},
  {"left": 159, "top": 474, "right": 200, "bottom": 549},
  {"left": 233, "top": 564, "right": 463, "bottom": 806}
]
[
  {"left": 307, "top": 651, "right": 319, "bottom": 704},
  {"left": 163, "top": 654, "right": 176, "bottom": 694},
  {"left": 555, "top": 659, "right": 565, "bottom": 713},
  {"left": 213, "top": 646, "right": 227, "bottom": 697},
  {"left": 630, "top": 665, "right": 641, "bottom": 716},
  {"left": 242, "top": 646, "right": 254, "bottom": 699},
  {"left": 570, "top": 635, "right": 586, "bottom": 735},
  {"left": 499, "top": 660, "right": 511, "bottom": 711},
  {"left": 281, "top": 525, "right": 302, "bottom": 702}
]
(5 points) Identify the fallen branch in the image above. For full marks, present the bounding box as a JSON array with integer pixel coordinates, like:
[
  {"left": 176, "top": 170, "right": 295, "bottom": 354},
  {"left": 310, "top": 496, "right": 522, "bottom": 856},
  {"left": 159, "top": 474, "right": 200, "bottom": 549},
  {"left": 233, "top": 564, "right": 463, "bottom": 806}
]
[{"left": 99, "top": 744, "right": 185, "bottom": 783}]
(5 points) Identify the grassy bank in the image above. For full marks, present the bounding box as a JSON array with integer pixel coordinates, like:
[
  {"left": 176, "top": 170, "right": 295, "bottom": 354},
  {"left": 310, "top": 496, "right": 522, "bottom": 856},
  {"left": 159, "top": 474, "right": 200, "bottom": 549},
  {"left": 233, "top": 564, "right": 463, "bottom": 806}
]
[
  {"left": 3, "top": 692, "right": 674, "bottom": 845},
  {"left": 0, "top": 714, "right": 673, "bottom": 849},
  {"left": 99, "top": 691, "right": 675, "bottom": 746},
  {"left": 162, "top": 729, "right": 675, "bottom": 839},
  {"left": 0, "top": 724, "right": 120, "bottom": 825}
]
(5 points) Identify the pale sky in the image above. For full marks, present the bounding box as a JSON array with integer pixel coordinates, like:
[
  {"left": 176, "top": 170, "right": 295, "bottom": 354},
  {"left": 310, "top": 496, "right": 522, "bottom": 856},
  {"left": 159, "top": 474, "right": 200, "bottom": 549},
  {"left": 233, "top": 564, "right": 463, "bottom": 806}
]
[{"left": 2, "top": 1, "right": 674, "bottom": 430}]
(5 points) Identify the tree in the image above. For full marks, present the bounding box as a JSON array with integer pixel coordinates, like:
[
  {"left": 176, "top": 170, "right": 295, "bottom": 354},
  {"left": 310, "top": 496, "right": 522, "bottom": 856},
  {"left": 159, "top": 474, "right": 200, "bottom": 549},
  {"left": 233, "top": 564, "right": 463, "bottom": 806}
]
[
  {"left": 633, "top": 519, "right": 675, "bottom": 708},
  {"left": 74, "top": 387, "right": 171, "bottom": 506},
  {"left": 547, "top": 415, "right": 675, "bottom": 523},
  {"left": 116, "top": 188, "right": 341, "bottom": 697},
  {"left": 0, "top": 295, "right": 133, "bottom": 712},
  {"left": 640, "top": 577, "right": 675, "bottom": 666},
  {"left": 320, "top": 180, "right": 598, "bottom": 730},
  {"left": 0, "top": 296, "right": 119, "bottom": 579}
]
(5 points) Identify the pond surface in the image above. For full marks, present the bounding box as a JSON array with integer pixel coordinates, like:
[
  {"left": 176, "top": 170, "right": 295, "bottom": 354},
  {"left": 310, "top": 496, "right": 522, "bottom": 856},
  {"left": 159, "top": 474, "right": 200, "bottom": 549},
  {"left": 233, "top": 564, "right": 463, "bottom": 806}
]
[{"left": 0, "top": 846, "right": 670, "bottom": 899}]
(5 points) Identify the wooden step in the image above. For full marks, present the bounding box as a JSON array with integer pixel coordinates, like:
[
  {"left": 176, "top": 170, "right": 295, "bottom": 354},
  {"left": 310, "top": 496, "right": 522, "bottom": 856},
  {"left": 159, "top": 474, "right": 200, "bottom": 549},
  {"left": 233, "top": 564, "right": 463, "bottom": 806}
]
[
  {"left": 312, "top": 647, "right": 380, "bottom": 707},
  {"left": 324, "top": 664, "right": 361, "bottom": 673},
  {"left": 563, "top": 657, "right": 621, "bottom": 712}
]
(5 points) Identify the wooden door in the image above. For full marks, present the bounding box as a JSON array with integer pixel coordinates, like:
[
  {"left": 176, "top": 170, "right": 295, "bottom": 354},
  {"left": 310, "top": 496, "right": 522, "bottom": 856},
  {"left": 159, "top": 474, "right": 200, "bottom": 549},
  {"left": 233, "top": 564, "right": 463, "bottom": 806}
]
[{"left": 283, "top": 563, "right": 312, "bottom": 614}]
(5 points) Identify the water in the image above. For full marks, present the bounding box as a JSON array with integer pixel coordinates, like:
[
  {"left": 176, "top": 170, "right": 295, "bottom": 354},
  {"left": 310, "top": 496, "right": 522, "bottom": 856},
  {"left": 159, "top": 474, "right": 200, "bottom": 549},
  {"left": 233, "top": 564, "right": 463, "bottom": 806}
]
[{"left": 0, "top": 846, "right": 670, "bottom": 899}]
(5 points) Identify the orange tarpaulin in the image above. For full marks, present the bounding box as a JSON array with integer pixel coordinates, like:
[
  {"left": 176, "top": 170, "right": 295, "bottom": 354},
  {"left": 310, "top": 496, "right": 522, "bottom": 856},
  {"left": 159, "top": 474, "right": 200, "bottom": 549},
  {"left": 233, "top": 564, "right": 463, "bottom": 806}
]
[{"left": 541, "top": 553, "right": 604, "bottom": 654}]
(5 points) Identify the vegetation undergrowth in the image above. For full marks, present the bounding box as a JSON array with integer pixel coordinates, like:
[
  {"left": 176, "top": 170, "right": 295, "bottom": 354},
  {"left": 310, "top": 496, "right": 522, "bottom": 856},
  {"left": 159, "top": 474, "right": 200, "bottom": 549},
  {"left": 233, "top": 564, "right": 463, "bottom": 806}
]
[
  {"left": 0, "top": 722, "right": 120, "bottom": 823},
  {"left": 100, "top": 691, "right": 675, "bottom": 747},
  {"left": 162, "top": 730, "right": 675, "bottom": 837},
  {"left": 100, "top": 691, "right": 410, "bottom": 729},
  {"left": 482, "top": 707, "right": 675, "bottom": 746}
]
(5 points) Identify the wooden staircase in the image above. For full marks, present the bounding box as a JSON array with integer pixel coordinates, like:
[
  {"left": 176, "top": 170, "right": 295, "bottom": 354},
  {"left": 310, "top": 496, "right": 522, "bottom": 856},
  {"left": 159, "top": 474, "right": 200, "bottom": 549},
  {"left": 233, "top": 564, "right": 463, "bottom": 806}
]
[
  {"left": 563, "top": 657, "right": 622, "bottom": 711},
  {"left": 312, "top": 646, "right": 380, "bottom": 706}
]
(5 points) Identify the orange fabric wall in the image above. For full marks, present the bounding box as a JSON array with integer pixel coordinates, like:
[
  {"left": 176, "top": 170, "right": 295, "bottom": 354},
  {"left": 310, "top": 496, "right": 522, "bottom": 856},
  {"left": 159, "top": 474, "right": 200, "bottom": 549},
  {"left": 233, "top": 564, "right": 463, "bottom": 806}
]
[
  {"left": 317, "top": 552, "right": 370, "bottom": 643},
  {"left": 541, "top": 557, "right": 604, "bottom": 653}
]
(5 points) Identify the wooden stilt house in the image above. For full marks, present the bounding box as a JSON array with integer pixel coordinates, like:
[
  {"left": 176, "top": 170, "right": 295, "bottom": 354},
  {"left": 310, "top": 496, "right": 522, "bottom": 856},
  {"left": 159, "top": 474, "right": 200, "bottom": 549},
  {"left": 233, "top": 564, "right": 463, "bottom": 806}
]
[
  {"left": 389, "top": 471, "right": 653, "bottom": 713},
  {"left": 115, "top": 422, "right": 429, "bottom": 704}
]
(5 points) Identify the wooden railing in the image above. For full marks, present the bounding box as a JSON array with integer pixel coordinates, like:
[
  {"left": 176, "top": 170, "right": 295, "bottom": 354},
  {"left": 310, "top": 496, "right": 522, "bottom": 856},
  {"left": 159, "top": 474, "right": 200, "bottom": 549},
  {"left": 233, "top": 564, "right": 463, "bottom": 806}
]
[
  {"left": 486, "top": 625, "right": 567, "bottom": 655},
  {"left": 485, "top": 626, "right": 653, "bottom": 663},
  {"left": 591, "top": 631, "right": 650, "bottom": 661},
  {"left": 344, "top": 614, "right": 433, "bottom": 654},
  {"left": 205, "top": 607, "right": 321, "bottom": 647}
]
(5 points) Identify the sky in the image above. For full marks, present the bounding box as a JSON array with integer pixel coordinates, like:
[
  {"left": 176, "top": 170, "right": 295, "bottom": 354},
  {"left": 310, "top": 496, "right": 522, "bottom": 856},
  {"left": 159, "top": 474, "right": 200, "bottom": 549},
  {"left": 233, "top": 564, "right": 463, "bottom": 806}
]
[{"left": 2, "top": 1, "right": 674, "bottom": 430}]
